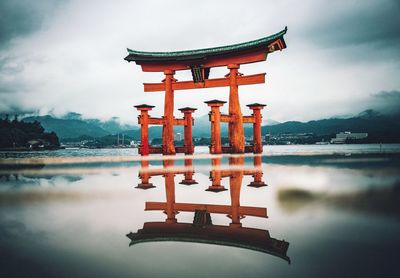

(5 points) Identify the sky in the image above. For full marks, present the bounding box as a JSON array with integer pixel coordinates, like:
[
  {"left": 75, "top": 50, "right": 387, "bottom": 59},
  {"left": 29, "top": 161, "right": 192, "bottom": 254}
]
[{"left": 0, "top": 0, "right": 399, "bottom": 124}]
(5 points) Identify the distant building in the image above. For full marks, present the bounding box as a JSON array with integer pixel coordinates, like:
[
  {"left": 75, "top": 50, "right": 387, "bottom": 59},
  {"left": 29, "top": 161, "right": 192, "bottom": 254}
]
[
  {"left": 278, "top": 133, "right": 314, "bottom": 140},
  {"left": 245, "top": 136, "right": 254, "bottom": 143},
  {"left": 175, "top": 132, "right": 183, "bottom": 141},
  {"left": 331, "top": 131, "right": 368, "bottom": 144},
  {"left": 130, "top": 140, "right": 137, "bottom": 147}
]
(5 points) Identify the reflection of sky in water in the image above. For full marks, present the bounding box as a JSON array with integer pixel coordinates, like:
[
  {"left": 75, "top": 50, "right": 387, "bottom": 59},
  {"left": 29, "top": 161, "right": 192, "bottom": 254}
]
[{"left": 0, "top": 152, "right": 400, "bottom": 277}]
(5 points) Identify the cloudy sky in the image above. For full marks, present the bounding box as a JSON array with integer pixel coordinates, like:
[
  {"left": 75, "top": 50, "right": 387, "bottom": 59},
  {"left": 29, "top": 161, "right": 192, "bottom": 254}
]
[{"left": 0, "top": 0, "right": 399, "bottom": 124}]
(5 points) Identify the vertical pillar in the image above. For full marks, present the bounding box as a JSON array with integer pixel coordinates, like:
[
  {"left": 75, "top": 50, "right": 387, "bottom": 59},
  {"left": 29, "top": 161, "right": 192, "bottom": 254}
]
[
  {"left": 136, "top": 159, "right": 155, "bottom": 189},
  {"left": 180, "top": 158, "right": 198, "bottom": 185},
  {"left": 206, "top": 157, "right": 227, "bottom": 192},
  {"left": 179, "top": 107, "right": 197, "bottom": 154},
  {"left": 205, "top": 100, "right": 226, "bottom": 154},
  {"left": 162, "top": 70, "right": 176, "bottom": 155},
  {"left": 228, "top": 64, "right": 244, "bottom": 153},
  {"left": 247, "top": 103, "right": 266, "bottom": 154},
  {"left": 247, "top": 155, "right": 267, "bottom": 187},
  {"left": 229, "top": 156, "right": 244, "bottom": 228},
  {"left": 163, "top": 159, "right": 177, "bottom": 223},
  {"left": 134, "top": 104, "right": 155, "bottom": 156}
]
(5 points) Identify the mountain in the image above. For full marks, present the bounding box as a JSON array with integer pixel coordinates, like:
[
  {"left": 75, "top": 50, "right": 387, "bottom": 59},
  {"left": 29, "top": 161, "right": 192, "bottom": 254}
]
[
  {"left": 0, "top": 118, "right": 59, "bottom": 149},
  {"left": 263, "top": 118, "right": 281, "bottom": 126},
  {"left": 23, "top": 115, "right": 110, "bottom": 139},
  {"left": 61, "top": 113, "right": 138, "bottom": 134},
  {"left": 262, "top": 110, "right": 400, "bottom": 142},
  {"left": 21, "top": 109, "right": 400, "bottom": 143},
  {"left": 86, "top": 118, "right": 137, "bottom": 134}
]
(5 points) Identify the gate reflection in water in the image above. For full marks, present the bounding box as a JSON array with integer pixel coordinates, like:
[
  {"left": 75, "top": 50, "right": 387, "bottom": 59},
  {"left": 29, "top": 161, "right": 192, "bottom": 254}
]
[{"left": 128, "top": 156, "right": 290, "bottom": 262}]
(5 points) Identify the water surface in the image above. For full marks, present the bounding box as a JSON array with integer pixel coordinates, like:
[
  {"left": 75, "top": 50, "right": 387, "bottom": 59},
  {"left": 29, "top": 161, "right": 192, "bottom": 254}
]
[{"left": 1, "top": 146, "right": 400, "bottom": 277}]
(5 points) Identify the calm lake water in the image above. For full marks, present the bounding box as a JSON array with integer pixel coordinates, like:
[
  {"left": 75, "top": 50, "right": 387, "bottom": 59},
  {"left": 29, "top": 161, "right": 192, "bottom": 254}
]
[{"left": 1, "top": 144, "right": 400, "bottom": 277}]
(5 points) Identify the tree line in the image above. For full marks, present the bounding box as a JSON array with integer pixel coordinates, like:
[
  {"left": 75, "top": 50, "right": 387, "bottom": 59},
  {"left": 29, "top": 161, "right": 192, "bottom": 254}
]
[{"left": 0, "top": 115, "right": 60, "bottom": 149}]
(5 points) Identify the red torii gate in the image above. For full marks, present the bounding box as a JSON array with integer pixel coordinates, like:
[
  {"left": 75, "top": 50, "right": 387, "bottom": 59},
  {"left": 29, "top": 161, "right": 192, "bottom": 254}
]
[
  {"left": 126, "top": 27, "right": 287, "bottom": 155},
  {"left": 128, "top": 157, "right": 290, "bottom": 262}
]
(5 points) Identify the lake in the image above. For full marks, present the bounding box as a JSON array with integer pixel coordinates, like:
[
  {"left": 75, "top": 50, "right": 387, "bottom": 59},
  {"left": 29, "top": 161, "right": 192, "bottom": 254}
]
[{"left": 1, "top": 144, "right": 400, "bottom": 277}]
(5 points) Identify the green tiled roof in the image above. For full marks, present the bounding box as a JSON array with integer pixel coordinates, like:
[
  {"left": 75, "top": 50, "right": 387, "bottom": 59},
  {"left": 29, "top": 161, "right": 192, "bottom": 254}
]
[{"left": 125, "top": 27, "right": 287, "bottom": 62}]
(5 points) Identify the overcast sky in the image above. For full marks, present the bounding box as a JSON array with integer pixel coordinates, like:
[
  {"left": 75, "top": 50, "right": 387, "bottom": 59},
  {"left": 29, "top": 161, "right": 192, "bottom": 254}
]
[{"left": 0, "top": 0, "right": 399, "bottom": 124}]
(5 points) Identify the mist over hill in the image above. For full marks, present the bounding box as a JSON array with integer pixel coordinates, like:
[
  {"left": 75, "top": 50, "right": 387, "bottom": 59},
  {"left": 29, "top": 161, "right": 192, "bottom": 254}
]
[
  {"left": 21, "top": 109, "right": 400, "bottom": 143},
  {"left": 23, "top": 115, "right": 137, "bottom": 140},
  {"left": 261, "top": 110, "right": 400, "bottom": 142}
]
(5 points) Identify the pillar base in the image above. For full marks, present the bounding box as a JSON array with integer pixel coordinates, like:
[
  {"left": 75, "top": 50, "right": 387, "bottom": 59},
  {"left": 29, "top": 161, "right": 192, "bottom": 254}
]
[
  {"left": 135, "top": 183, "right": 155, "bottom": 189},
  {"left": 247, "top": 181, "right": 268, "bottom": 188},
  {"left": 206, "top": 185, "right": 227, "bottom": 192},
  {"left": 179, "top": 179, "right": 198, "bottom": 185}
]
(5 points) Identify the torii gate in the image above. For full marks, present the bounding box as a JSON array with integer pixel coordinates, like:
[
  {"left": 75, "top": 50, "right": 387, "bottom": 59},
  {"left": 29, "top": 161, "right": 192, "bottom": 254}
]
[
  {"left": 128, "top": 157, "right": 290, "bottom": 261},
  {"left": 125, "top": 27, "right": 287, "bottom": 155}
]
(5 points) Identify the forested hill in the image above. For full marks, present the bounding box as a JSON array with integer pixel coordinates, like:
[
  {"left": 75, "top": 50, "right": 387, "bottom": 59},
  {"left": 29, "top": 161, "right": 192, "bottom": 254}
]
[
  {"left": 23, "top": 115, "right": 113, "bottom": 139},
  {"left": 0, "top": 118, "right": 59, "bottom": 149},
  {"left": 20, "top": 109, "right": 400, "bottom": 143},
  {"left": 261, "top": 110, "right": 400, "bottom": 142}
]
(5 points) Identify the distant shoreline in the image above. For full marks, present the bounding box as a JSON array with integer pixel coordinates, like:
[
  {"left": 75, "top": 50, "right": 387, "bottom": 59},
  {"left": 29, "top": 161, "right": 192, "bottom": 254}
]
[
  {"left": 0, "top": 146, "right": 63, "bottom": 152},
  {"left": 1, "top": 142, "right": 399, "bottom": 152}
]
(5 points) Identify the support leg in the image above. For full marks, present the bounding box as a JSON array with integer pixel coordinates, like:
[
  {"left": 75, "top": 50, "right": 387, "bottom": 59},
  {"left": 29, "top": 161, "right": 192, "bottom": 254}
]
[
  {"left": 135, "top": 104, "right": 154, "bottom": 156},
  {"left": 228, "top": 64, "right": 244, "bottom": 153},
  {"left": 205, "top": 100, "right": 225, "bottom": 154},
  {"left": 162, "top": 70, "right": 176, "bottom": 155}
]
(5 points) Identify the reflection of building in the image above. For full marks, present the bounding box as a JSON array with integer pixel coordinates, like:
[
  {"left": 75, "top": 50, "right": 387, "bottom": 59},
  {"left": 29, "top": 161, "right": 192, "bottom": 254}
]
[
  {"left": 128, "top": 157, "right": 290, "bottom": 262},
  {"left": 331, "top": 131, "right": 368, "bottom": 144}
]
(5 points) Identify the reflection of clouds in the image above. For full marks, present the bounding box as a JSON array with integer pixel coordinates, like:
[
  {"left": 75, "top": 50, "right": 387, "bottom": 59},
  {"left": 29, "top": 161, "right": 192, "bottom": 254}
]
[
  {"left": 0, "top": 189, "right": 130, "bottom": 204},
  {"left": 0, "top": 219, "right": 46, "bottom": 241},
  {"left": 277, "top": 182, "right": 400, "bottom": 218},
  {"left": 0, "top": 175, "right": 84, "bottom": 193},
  {"left": 266, "top": 162, "right": 400, "bottom": 195}
]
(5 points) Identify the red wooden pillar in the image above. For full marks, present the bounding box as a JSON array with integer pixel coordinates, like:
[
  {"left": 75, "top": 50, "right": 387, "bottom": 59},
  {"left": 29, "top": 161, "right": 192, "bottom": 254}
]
[
  {"left": 136, "top": 159, "right": 156, "bottom": 189},
  {"left": 229, "top": 156, "right": 244, "bottom": 227},
  {"left": 180, "top": 158, "right": 198, "bottom": 185},
  {"left": 134, "top": 104, "right": 155, "bottom": 156},
  {"left": 228, "top": 64, "right": 245, "bottom": 153},
  {"left": 179, "top": 107, "right": 197, "bottom": 154},
  {"left": 205, "top": 100, "right": 226, "bottom": 154},
  {"left": 162, "top": 70, "right": 176, "bottom": 155},
  {"left": 163, "top": 159, "right": 177, "bottom": 223},
  {"left": 247, "top": 155, "right": 267, "bottom": 187},
  {"left": 247, "top": 103, "right": 266, "bottom": 154},
  {"left": 206, "top": 157, "right": 227, "bottom": 192}
]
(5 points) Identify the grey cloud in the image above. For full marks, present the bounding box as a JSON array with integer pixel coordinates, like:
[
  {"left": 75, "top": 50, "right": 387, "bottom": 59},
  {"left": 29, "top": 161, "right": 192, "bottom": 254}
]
[
  {"left": 358, "top": 90, "right": 400, "bottom": 117},
  {"left": 0, "top": 57, "right": 24, "bottom": 75},
  {"left": 0, "top": 0, "right": 399, "bottom": 123},
  {"left": 303, "top": 0, "right": 400, "bottom": 53},
  {"left": 370, "top": 90, "right": 400, "bottom": 114},
  {"left": 0, "top": 0, "right": 65, "bottom": 49}
]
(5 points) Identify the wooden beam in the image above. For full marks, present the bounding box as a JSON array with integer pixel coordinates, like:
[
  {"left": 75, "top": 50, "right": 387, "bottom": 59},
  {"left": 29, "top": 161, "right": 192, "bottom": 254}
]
[
  {"left": 148, "top": 117, "right": 164, "bottom": 125},
  {"left": 149, "top": 147, "right": 163, "bottom": 154},
  {"left": 173, "top": 118, "right": 185, "bottom": 126},
  {"left": 140, "top": 168, "right": 188, "bottom": 177},
  {"left": 146, "top": 202, "right": 267, "bottom": 218},
  {"left": 144, "top": 73, "right": 266, "bottom": 92},
  {"left": 244, "top": 145, "right": 254, "bottom": 153},
  {"left": 243, "top": 116, "right": 255, "bottom": 123},
  {"left": 220, "top": 114, "right": 231, "bottom": 123},
  {"left": 175, "top": 146, "right": 186, "bottom": 153}
]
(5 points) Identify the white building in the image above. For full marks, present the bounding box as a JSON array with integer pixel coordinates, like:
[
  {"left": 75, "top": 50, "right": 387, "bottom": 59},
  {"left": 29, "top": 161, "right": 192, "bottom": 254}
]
[
  {"left": 331, "top": 131, "right": 368, "bottom": 144},
  {"left": 175, "top": 132, "right": 183, "bottom": 141}
]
